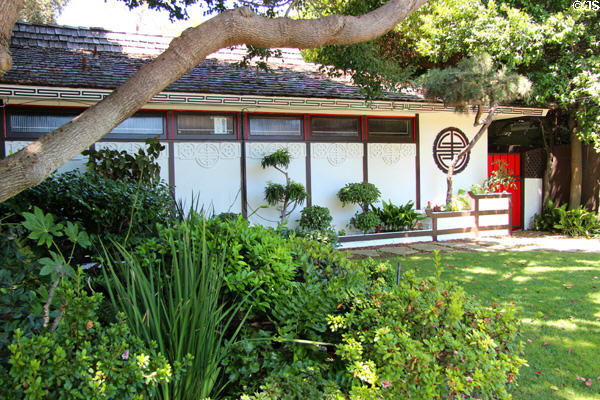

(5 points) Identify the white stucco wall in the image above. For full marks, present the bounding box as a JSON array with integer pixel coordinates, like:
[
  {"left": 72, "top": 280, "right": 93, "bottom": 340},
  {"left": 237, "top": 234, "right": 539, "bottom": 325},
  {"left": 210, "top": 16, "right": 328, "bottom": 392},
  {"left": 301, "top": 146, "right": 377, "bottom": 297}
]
[
  {"left": 368, "top": 143, "right": 417, "bottom": 208},
  {"left": 523, "top": 178, "right": 543, "bottom": 229},
  {"left": 419, "top": 112, "right": 488, "bottom": 207},
  {"left": 310, "top": 143, "right": 364, "bottom": 234},
  {"left": 245, "top": 142, "right": 306, "bottom": 228},
  {"left": 172, "top": 142, "right": 242, "bottom": 215},
  {"left": 4, "top": 141, "right": 87, "bottom": 174}
]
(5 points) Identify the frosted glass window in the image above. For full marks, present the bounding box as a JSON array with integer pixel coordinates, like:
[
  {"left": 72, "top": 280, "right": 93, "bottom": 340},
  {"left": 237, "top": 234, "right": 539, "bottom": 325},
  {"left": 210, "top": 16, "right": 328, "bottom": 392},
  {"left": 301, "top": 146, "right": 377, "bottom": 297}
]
[
  {"left": 9, "top": 114, "right": 74, "bottom": 137},
  {"left": 248, "top": 116, "right": 302, "bottom": 137},
  {"left": 8, "top": 110, "right": 164, "bottom": 139}
]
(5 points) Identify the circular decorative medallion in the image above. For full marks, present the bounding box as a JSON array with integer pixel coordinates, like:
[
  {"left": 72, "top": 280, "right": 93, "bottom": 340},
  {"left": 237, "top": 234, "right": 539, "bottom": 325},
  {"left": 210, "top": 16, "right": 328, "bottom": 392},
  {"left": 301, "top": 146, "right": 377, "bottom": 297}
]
[{"left": 432, "top": 127, "right": 470, "bottom": 174}]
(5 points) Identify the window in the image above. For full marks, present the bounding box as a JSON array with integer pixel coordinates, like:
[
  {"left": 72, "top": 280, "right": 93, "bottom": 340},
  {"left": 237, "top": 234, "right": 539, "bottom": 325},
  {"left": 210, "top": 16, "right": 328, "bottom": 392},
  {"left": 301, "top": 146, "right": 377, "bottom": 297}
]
[
  {"left": 175, "top": 113, "right": 236, "bottom": 139},
  {"left": 109, "top": 113, "right": 164, "bottom": 139},
  {"left": 8, "top": 111, "right": 75, "bottom": 139},
  {"left": 310, "top": 116, "right": 361, "bottom": 140},
  {"left": 247, "top": 115, "right": 303, "bottom": 139},
  {"left": 6, "top": 107, "right": 165, "bottom": 140},
  {"left": 367, "top": 117, "right": 413, "bottom": 142}
]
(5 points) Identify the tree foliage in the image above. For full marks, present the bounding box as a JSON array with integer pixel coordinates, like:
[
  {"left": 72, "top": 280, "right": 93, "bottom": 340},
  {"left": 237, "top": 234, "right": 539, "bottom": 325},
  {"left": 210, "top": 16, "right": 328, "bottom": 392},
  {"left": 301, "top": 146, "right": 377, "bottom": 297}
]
[{"left": 18, "top": 0, "right": 69, "bottom": 24}]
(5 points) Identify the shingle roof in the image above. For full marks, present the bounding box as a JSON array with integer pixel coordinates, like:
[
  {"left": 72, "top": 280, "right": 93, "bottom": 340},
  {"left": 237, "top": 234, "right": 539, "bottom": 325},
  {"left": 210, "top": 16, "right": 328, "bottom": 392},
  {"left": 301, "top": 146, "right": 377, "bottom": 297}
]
[{"left": 1, "top": 21, "right": 424, "bottom": 102}]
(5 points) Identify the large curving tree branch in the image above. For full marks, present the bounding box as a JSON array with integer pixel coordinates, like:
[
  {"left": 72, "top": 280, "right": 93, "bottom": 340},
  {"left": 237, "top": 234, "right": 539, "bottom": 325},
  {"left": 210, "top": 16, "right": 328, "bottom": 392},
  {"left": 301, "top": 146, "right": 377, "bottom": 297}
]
[
  {"left": 0, "top": 0, "right": 25, "bottom": 76},
  {"left": 0, "top": 0, "right": 428, "bottom": 202}
]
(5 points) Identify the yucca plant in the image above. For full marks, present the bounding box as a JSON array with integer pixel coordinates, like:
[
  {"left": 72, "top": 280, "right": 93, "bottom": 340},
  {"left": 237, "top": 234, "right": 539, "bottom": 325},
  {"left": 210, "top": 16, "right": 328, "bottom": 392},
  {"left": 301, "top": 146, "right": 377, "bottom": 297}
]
[{"left": 103, "top": 212, "right": 249, "bottom": 400}]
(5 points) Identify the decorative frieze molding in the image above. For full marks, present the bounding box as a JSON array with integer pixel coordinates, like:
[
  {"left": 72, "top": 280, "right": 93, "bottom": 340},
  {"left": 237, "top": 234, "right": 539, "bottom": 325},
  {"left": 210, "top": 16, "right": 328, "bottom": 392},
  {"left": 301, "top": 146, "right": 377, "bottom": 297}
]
[
  {"left": 175, "top": 142, "right": 240, "bottom": 169},
  {"left": 96, "top": 142, "right": 169, "bottom": 161},
  {"left": 0, "top": 84, "right": 547, "bottom": 116},
  {"left": 246, "top": 142, "right": 306, "bottom": 160},
  {"left": 311, "top": 143, "right": 363, "bottom": 167},
  {"left": 369, "top": 143, "right": 416, "bottom": 165}
]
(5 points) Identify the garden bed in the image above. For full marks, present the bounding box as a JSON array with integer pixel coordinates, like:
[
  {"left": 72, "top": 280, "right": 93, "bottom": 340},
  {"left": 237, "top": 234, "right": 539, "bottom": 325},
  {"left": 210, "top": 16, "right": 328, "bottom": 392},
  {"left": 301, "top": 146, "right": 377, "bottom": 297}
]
[{"left": 338, "top": 192, "right": 512, "bottom": 249}]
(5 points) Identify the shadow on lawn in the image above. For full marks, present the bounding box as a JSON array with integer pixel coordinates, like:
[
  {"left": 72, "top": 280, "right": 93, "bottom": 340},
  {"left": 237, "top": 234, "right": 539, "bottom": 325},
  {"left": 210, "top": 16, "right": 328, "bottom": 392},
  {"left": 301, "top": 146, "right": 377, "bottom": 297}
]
[{"left": 381, "top": 251, "right": 600, "bottom": 400}]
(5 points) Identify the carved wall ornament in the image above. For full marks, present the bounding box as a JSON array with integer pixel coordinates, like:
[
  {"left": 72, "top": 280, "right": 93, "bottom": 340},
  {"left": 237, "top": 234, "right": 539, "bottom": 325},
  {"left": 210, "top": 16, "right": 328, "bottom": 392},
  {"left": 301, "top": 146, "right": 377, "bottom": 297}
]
[
  {"left": 311, "top": 143, "right": 363, "bottom": 167},
  {"left": 175, "top": 142, "right": 241, "bottom": 169},
  {"left": 369, "top": 143, "right": 416, "bottom": 165},
  {"left": 246, "top": 142, "right": 306, "bottom": 160},
  {"left": 432, "top": 127, "right": 470, "bottom": 174}
]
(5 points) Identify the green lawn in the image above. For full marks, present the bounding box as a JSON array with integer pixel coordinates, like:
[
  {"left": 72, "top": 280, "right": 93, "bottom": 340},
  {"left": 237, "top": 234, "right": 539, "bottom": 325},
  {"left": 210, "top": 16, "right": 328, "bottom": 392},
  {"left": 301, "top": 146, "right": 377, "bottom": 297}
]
[{"left": 379, "top": 251, "right": 600, "bottom": 400}]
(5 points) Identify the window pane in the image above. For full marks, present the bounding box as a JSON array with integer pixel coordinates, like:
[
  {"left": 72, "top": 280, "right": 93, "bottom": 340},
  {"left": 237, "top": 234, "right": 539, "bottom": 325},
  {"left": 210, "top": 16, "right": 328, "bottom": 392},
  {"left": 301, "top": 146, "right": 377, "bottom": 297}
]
[
  {"left": 111, "top": 115, "right": 164, "bottom": 136},
  {"left": 9, "top": 113, "right": 74, "bottom": 135},
  {"left": 310, "top": 116, "right": 360, "bottom": 137},
  {"left": 368, "top": 118, "right": 410, "bottom": 136},
  {"left": 177, "top": 114, "right": 234, "bottom": 136},
  {"left": 249, "top": 116, "right": 302, "bottom": 137}
]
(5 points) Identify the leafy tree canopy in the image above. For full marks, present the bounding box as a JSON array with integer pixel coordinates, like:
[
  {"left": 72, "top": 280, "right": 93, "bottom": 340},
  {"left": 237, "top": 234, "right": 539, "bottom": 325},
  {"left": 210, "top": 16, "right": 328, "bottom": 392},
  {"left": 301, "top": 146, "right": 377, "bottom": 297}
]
[
  {"left": 18, "top": 0, "right": 70, "bottom": 23},
  {"left": 305, "top": 0, "right": 600, "bottom": 149}
]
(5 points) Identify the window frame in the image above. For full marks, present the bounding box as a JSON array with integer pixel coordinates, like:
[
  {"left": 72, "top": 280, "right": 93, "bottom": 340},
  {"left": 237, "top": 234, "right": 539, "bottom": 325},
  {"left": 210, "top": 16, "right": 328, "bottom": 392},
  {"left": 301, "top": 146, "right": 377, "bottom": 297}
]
[
  {"left": 308, "top": 114, "right": 363, "bottom": 142},
  {"left": 366, "top": 116, "right": 415, "bottom": 143},
  {"left": 172, "top": 111, "right": 238, "bottom": 140},
  {"left": 5, "top": 106, "right": 167, "bottom": 141},
  {"left": 246, "top": 113, "right": 306, "bottom": 141}
]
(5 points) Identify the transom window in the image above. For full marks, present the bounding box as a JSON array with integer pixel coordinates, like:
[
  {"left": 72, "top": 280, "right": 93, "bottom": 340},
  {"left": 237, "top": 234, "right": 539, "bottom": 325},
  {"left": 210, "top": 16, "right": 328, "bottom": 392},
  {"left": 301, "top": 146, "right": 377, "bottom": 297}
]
[
  {"left": 175, "top": 113, "right": 236, "bottom": 138},
  {"left": 6, "top": 108, "right": 165, "bottom": 140},
  {"left": 310, "top": 116, "right": 361, "bottom": 140},
  {"left": 247, "top": 115, "right": 303, "bottom": 138},
  {"left": 367, "top": 117, "right": 414, "bottom": 142}
]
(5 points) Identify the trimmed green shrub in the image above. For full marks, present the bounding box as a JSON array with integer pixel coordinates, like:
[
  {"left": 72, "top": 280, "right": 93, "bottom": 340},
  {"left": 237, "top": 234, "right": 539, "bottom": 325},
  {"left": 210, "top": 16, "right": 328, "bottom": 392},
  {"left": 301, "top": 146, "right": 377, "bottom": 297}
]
[
  {"left": 338, "top": 182, "right": 381, "bottom": 213},
  {"left": 261, "top": 149, "right": 307, "bottom": 221},
  {"left": 298, "top": 205, "right": 333, "bottom": 232},
  {"left": 351, "top": 210, "right": 382, "bottom": 233}
]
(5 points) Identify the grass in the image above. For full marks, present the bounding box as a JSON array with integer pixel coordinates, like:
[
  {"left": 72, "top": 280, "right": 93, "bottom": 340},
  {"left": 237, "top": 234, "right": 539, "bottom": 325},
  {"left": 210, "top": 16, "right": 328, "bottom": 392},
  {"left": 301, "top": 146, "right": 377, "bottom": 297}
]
[{"left": 379, "top": 251, "right": 600, "bottom": 400}]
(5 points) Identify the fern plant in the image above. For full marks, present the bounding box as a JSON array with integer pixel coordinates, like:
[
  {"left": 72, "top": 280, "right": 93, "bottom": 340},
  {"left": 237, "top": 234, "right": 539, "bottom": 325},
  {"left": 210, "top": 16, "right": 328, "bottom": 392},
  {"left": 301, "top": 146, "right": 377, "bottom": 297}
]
[{"left": 261, "top": 149, "right": 307, "bottom": 221}]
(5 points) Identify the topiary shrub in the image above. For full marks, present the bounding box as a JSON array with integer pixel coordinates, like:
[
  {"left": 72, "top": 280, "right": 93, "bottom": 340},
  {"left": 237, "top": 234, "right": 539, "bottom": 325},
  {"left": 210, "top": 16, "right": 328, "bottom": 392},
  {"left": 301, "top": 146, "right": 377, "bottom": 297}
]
[
  {"left": 261, "top": 149, "right": 307, "bottom": 222},
  {"left": 298, "top": 205, "right": 333, "bottom": 232},
  {"left": 338, "top": 182, "right": 382, "bottom": 233}
]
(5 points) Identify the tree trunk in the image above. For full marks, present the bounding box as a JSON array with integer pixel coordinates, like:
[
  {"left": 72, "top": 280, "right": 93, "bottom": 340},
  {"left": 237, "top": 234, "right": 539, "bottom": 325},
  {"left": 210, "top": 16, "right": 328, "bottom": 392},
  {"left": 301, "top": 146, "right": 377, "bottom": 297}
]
[
  {"left": 0, "top": 0, "right": 25, "bottom": 76},
  {"left": 445, "top": 105, "right": 496, "bottom": 205},
  {"left": 539, "top": 113, "right": 555, "bottom": 206},
  {"left": 568, "top": 115, "right": 582, "bottom": 209},
  {"left": 0, "top": 0, "right": 428, "bottom": 203}
]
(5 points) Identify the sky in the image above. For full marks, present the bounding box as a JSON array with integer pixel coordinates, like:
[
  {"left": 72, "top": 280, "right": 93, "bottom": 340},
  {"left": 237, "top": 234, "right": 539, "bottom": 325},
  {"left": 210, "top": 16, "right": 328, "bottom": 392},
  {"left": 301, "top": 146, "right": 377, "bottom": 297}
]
[{"left": 57, "top": 0, "right": 209, "bottom": 35}]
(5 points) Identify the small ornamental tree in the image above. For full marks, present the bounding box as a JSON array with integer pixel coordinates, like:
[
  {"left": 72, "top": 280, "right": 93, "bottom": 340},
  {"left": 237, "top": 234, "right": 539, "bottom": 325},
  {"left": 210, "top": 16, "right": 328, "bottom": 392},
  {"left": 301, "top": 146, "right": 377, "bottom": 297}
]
[
  {"left": 261, "top": 149, "right": 307, "bottom": 222},
  {"left": 338, "top": 182, "right": 381, "bottom": 232},
  {"left": 419, "top": 54, "right": 531, "bottom": 205}
]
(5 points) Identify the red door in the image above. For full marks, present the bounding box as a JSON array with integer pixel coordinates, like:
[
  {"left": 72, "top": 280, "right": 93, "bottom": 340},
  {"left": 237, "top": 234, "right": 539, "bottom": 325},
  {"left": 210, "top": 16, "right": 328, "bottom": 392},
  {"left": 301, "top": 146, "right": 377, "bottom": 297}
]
[{"left": 488, "top": 154, "right": 522, "bottom": 229}]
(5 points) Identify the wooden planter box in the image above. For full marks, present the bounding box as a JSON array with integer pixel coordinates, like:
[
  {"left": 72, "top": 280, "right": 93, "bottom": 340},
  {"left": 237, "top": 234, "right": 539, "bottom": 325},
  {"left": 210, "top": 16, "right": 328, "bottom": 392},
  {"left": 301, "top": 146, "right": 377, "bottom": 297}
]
[{"left": 338, "top": 192, "right": 512, "bottom": 249}]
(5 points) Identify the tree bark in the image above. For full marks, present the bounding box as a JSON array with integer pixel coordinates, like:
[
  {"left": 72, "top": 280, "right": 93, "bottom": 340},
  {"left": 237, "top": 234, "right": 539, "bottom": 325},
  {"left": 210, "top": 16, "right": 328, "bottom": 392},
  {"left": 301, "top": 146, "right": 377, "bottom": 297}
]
[
  {"left": 568, "top": 114, "right": 582, "bottom": 209},
  {"left": 0, "top": 0, "right": 428, "bottom": 203},
  {"left": 539, "top": 114, "right": 554, "bottom": 206},
  {"left": 0, "top": 0, "right": 25, "bottom": 76},
  {"left": 445, "top": 105, "right": 496, "bottom": 205}
]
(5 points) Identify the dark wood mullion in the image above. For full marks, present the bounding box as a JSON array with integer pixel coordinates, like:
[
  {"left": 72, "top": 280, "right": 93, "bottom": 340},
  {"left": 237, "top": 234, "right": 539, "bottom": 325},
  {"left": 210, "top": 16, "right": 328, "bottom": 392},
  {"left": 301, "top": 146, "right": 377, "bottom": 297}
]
[
  {"left": 240, "top": 111, "right": 248, "bottom": 218},
  {"left": 0, "top": 104, "right": 6, "bottom": 159},
  {"left": 415, "top": 114, "right": 421, "bottom": 209},
  {"left": 305, "top": 114, "right": 312, "bottom": 207},
  {"left": 363, "top": 115, "right": 368, "bottom": 183}
]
